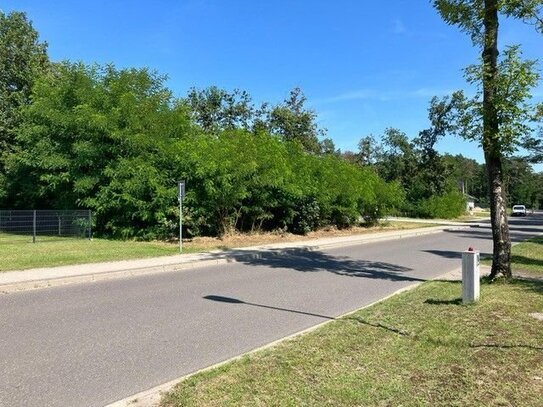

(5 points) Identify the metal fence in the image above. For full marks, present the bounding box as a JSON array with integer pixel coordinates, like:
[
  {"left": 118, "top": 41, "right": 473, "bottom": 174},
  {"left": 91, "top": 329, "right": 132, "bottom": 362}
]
[{"left": 0, "top": 210, "right": 92, "bottom": 243}]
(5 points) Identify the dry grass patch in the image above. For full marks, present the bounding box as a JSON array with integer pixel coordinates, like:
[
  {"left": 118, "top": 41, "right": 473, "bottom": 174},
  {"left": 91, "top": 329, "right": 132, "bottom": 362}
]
[{"left": 184, "top": 221, "right": 438, "bottom": 250}]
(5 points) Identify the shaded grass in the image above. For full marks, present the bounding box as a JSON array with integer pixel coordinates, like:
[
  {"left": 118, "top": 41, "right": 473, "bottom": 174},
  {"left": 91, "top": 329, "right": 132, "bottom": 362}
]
[
  {"left": 510, "top": 236, "right": 543, "bottom": 274},
  {"left": 481, "top": 236, "right": 543, "bottom": 274},
  {"left": 0, "top": 221, "right": 437, "bottom": 272},
  {"left": 161, "top": 279, "right": 543, "bottom": 407}
]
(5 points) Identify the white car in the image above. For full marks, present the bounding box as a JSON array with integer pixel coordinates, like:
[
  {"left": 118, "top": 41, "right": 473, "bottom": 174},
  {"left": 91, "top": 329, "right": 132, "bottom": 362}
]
[{"left": 512, "top": 205, "right": 527, "bottom": 217}]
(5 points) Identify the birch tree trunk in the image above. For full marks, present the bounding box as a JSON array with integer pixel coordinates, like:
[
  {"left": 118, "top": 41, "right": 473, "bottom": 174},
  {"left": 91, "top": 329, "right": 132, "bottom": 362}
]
[{"left": 482, "top": 0, "right": 512, "bottom": 279}]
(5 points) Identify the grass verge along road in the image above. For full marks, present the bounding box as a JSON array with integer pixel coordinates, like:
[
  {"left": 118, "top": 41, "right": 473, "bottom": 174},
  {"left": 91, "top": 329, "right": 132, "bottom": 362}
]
[
  {"left": 0, "top": 221, "right": 436, "bottom": 272},
  {"left": 160, "top": 239, "right": 543, "bottom": 407},
  {"left": 510, "top": 236, "right": 543, "bottom": 274}
]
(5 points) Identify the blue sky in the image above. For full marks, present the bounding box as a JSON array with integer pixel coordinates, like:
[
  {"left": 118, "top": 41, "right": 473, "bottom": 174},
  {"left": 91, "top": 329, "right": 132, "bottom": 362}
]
[{"left": 3, "top": 0, "right": 542, "bottom": 163}]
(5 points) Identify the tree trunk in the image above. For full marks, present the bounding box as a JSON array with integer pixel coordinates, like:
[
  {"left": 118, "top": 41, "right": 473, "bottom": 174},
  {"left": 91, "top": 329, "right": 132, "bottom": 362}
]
[
  {"left": 483, "top": 0, "right": 512, "bottom": 279},
  {"left": 484, "top": 150, "right": 512, "bottom": 279}
]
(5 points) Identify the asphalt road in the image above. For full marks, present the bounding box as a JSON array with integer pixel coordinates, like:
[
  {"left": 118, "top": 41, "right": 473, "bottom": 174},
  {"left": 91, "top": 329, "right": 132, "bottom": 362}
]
[{"left": 1, "top": 215, "right": 542, "bottom": 407}]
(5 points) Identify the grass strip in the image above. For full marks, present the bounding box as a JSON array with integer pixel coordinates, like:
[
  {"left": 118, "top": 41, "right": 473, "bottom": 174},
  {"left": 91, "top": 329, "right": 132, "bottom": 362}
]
[
  {"left": 0, "top": 221, "right": 438, "bottom": 272},
  {"left": 161, "top": 279, "right": 543, "bottom": 407},
  {"left": 481, "top": 235, "right": 543, "bottom": 275},
  {"left": 0, "top": 238, "right": 180, "bottom": 272},
  {"left": 510, "top": 236, "right": 543, "bottom": 274}
]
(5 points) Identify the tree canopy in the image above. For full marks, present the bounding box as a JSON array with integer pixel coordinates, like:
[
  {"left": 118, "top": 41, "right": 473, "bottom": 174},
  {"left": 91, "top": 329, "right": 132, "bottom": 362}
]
[{"left": 0, "top": 10, "right": 49, "bottom": 184}]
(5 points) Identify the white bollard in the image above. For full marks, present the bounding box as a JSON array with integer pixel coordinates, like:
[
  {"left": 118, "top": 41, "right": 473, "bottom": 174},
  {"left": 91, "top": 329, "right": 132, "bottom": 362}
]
[{"left": 462, "top": 247, "right": 480, "bottom": 304}]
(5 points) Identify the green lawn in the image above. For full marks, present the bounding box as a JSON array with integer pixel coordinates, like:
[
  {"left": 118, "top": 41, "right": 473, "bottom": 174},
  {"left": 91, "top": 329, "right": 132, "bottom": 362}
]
[
  {"left": 160, "top": 242, "right": 543, "bottom": 407},
  {"left": 481, "top": 235, "right": 543, "bottom": 275},
  {"left": 0, "top": 237, "right": 183, "bottom": 272},
  {"left": 511, "top": 236, "right": 543, "bottom": 274}
]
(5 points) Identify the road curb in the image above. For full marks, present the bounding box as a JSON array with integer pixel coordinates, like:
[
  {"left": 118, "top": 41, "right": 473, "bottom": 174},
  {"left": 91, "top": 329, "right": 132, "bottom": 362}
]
[
  {"left": 0, "top": 226, "right": 461, "bottom": 294},
  {"left": 0, "top": 258, "right": 228, "bottom": 293}
]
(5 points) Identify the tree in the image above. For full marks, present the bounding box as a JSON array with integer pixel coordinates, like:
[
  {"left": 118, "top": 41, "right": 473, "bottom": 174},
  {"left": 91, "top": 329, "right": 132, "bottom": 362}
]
[
  {"left": 413, "top": 96, "right": 459, "bottom": 198},
  {"left": 434, "top": 0, "right": 542, "bottom": 279},
  {"left": 269, "top": 87, "right": 325, "bottom": 154},
  {"left": 356, "top": 135, "right": 380, "bottom": 166},
  {"left": 443, "top": 154, "right": 488, "bottom": 204},
  {"left": 0, "top": 11, "right": 49, "bottom": 202},
  {"left": 375, "top": 128, "right": 417, "bottom": 184},
  {"left": 504, "top": 157, "right": 542, "bottom": 208},
  {"left": 5, "top": 62, "right": 191, "bottom": 238},
  {"left": 187, "top": 86, "right": 254, "bottom": 134},
  {"left": 320, "top": 137, "right": 337, "bottom": 155},
  {"left": 523, "top": 127, "right": 543, "bottom": 162},
  {"left": 0, "top": 11, "right": 49, "bottom": 143}
]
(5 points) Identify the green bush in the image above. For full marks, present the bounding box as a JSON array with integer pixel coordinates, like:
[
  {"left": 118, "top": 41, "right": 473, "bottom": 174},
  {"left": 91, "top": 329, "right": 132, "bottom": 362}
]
[
  {"left": 289, "top": 196, "right": 320, "bottom": 235},
  {"left": 416, "top": 191, "right": 466, "bottom": 219},
  {"left": 5, "top": 62, "right": 408, "bottom": 240}
]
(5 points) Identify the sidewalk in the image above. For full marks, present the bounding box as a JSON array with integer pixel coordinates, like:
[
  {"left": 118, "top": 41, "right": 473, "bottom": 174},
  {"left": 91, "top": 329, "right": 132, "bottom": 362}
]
[
  {"left": 0, "top": 224, "right": 470, "bottom": 293},
  {"left": 385, "top": 216, "right": 485, "bottom": 225}
]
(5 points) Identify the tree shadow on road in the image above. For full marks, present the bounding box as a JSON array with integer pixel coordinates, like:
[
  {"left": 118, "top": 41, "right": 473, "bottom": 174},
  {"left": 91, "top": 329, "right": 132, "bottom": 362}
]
[
  {"left": 443, "top": 228, "right": 535, "bottom": 243},
  {"left": 203, "top": 294, "right": 336, "bottom": 320},
  {"left": 422, "top": 250, "right": 464, "bottom": 259},
  {"left": 230, "top": 247, "right": 423, "bottom": 282},
  {"left": 509, "top": 217, "right": 543, "bottom": 226}
]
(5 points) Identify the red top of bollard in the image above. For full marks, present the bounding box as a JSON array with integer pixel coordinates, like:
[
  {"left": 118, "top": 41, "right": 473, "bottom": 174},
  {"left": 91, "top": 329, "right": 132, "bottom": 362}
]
[{"left": 468, "top": 247, "right": 474, "bottom": 252}]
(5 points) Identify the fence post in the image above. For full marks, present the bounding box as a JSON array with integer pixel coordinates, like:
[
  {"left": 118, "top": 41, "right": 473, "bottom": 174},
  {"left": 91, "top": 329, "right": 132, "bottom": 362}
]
[{"left": 33, "top": 210, "right": 37, "bottom": 243}]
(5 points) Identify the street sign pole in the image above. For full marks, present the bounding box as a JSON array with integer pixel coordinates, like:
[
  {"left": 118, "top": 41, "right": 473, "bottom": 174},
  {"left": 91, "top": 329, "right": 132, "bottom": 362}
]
[
  {"left": 178, "top": 180, "right": 186, "bottom": 253},
  {"left": 179, "top": 199, "right": 183, "bottom": 253}
]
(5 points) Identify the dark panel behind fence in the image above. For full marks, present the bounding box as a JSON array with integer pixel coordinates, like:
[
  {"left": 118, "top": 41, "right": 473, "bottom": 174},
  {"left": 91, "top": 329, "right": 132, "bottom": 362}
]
[{"left": 0, "top": 210, "right": 92, "bottom": 243}]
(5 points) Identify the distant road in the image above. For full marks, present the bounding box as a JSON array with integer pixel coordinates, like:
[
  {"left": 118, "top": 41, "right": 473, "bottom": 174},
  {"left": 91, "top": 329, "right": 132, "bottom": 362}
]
[{"left": 1, "top": 215, "right": 542, "bottom": 407}]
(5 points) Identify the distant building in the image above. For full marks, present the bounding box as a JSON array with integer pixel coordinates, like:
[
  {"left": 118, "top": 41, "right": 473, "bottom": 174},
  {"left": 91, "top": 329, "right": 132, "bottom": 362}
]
[{"left": 465, "top": 195, "right": 476, "bottom": 213}]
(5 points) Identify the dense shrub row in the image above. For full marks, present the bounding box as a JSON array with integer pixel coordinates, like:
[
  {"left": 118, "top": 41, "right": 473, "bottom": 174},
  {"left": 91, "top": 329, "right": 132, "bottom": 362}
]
[{"left": 1, "top": 63, "right": 405, "bottom": 239}]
